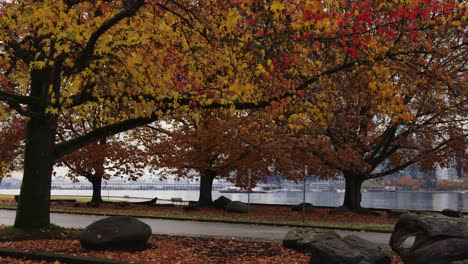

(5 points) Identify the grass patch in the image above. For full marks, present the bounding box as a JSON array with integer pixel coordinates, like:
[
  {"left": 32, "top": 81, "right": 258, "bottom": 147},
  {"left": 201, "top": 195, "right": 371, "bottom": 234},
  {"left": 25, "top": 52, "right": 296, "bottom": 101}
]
[
  {"left": 0, "top": 224, "right": 80, "bottom": 241},
  {"left": 48, "top": 206, "right": 394, "bottom": 231}
]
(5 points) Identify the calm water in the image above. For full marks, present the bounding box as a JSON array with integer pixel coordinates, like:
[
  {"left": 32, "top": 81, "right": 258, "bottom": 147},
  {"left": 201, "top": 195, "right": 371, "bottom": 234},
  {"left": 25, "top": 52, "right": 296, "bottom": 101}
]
[{"left": 1, "top": 189, "right": 466, "bottom": 212}]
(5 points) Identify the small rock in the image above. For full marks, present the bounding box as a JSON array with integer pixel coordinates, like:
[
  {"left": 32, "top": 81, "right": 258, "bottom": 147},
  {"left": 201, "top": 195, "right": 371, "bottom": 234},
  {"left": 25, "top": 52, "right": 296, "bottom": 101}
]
[
  {"left": 291, "top": 203, "right": 315, "bottom": 213},
  {"left": 213, "top": 196, "right": 231, "bottom": 209},
  {"left": 387, "top": 209, "right": 410, "bottom": 219},
  {"left": 225, "top": 201, "right": 248, "bottom": 213},
  {"left": 283, "top": 229, "right": 340, "bottom": 252},
  {"left": 441, "top": 209, "right": 462, "bottom": 218}
]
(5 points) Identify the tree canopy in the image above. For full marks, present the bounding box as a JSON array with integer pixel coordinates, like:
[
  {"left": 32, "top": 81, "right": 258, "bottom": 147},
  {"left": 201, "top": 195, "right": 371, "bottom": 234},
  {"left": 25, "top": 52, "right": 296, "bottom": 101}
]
[{"left": 0, "top": 0, "right": 465, "bottom": 227}]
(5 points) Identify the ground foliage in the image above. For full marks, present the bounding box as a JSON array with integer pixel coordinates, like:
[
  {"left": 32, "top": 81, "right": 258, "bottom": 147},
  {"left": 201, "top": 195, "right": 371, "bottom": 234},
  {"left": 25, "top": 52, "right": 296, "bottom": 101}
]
[
  {"left": 0, "top": 234, "right": 309, "bottom": 264},
  {"left": 0, "top": 200, "right": 401, "bottom": 263},
  {"left": 0, "top": 226, "right": 406, "bottom": 264},
  {"left": 0, "top": 197, "right": 397, "bottom": 229}
]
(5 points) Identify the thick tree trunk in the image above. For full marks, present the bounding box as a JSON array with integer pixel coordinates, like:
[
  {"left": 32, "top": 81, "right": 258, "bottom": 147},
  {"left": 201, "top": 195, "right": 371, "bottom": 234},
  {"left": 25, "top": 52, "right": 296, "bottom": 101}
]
[
  {"left": 341, "top": 173, "right": 364, "bottom": 212},
  {"left": 198, "top": 171, "right": 216, "bottom": 207},
  {"left": 90, "top": 176, "right": 103, "bottom": 204},
  {"left": 14, "top": 115, "right": 57, "bottom": 228},
  {"left": 14, "top": 68, "right": 58, "bottom": 228}
]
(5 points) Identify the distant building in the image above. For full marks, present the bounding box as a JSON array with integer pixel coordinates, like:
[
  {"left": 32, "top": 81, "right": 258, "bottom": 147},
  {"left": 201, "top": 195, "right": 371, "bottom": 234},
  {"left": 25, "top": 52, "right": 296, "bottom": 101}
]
[{"left": 436, "top": 165, "right": 459, "bottom": 180}]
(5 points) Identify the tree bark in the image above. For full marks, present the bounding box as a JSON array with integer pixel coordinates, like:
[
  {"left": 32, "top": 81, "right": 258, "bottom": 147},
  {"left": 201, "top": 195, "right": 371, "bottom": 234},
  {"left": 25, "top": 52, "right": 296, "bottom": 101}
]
[
  {"left": 198, "top": 170, "right": 216, "bottom": 207},
  {"left": 91, "top": 138, "right": 106, "bottom": 204},
  {"left": 90, "top": 176, "right": 103, "bottom": 204},
  {"left": 14, "top": 115, "right": 57, "bottom": 228},
  {"left": 14, "top": 68, "right": 58, "bottom": 228},
  {"left": 341, "top": 173, "right": 364, "bottom": 212}
]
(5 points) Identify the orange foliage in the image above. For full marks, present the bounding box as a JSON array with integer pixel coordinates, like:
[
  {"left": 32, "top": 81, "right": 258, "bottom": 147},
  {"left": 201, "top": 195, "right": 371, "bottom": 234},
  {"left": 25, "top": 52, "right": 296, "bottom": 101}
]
[
  {"left": 0, "top": 117, "right": 25, "bottom": 177},
  {"left": 436, "top": 179, "right": 468, "bottom": 191},
  {"left": 390, "top": 176, "right": 424, "bottom": 190}
]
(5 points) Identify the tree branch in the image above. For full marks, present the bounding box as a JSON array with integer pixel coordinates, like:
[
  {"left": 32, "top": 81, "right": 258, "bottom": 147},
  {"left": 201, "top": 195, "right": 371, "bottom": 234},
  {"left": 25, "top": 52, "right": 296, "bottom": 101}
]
[
  {"left": 55, "top": 115, "right": 157, "bottom": 158},
  {"left": 73, "top": 0, "right": 145, "bottom": 73}
]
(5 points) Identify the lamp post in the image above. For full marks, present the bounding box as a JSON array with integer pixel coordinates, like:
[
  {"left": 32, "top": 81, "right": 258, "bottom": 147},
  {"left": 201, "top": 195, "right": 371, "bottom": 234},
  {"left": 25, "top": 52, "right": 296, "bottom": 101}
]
[
  {"left": 248, "top": 169, "right": 252, "bottom": 213},
  {"left": 302, "top": 165, "right": 308, "bottom": 223}
]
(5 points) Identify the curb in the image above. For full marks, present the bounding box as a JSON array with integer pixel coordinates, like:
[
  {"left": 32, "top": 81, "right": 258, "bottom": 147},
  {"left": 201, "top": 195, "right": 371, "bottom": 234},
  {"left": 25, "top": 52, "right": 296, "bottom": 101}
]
[
  {"left": 0, "top": 247, "right": 133, "bottom": 264},
  {"left": 0, "top": 206, "right": 393, "bottom": 233}
]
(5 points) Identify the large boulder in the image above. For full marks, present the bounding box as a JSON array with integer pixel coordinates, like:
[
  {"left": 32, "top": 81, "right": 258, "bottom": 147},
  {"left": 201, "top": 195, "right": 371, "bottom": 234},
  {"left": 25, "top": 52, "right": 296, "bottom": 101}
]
[
  {"left": 213, "top": 196, "right": 231, "bottom": 209},
  {"left": 225, "top": 201, "right": 248, "bottom": 213},
  {"left": 309, "top": 235, "right": 390, "bottom": 264},
  {"left": 291, "top": 203, "right": 315, "bottom": 213},
  {"left": 283, "top": 229, "right": 340, "bottom": 252},
  {"left": 390, "top": 213, "right": 468, "bottom": 264},
  {"left": 80, "top": 216, "right": 151, "bottom": 250}
]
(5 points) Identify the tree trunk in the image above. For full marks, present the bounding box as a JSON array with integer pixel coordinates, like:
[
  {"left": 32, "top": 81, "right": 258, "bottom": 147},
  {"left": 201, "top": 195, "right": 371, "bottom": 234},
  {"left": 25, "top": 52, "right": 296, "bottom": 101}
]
[
  {"left": 341, "top": 173, "right": 364, "bottom": 212},
  {"left": 90, "top": 138, "right": 106, "bottom": 204},
  {"left": 90, "top": 176, "right": 103, "bottom": 204},
  {"left": 14, "top": 115, "right": 57, "bottom": 228},
  {"left": 14, "top": 68, "right": 58, "bottom": 228},
  {"left": 198, "top": 171, "right": 216, "bottom": 207}
]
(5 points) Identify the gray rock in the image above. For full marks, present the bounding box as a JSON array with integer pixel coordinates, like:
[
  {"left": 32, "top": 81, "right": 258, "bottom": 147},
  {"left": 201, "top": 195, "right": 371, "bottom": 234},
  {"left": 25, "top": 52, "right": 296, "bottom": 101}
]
[
  {"left": 225, "top": 201, "right": 248, "bottom": 213},
  {"left": 213, "top": 196, "right": 231, "bottom": 209},
  {"left": 442, "top": 209, "right": 463, "bottom": 218},
  {"left": 291, "top": 203, "right": 315, "bottom": 213},
  {"left": 387, "top": 209, "right": 410, "bottom": 219},
  {"left": 283, "top": 229, "right": 340, "bottom": 252},
  {"left": 309, "top": 235, "right": 390, "bottom": 264},
  {"left": 80, "top": 216, "right": 151, "bottom": 250}
]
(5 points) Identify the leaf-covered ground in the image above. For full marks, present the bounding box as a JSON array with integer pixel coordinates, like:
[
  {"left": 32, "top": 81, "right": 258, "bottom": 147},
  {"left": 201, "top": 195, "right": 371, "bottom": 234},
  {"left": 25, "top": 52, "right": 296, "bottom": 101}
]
[
  {"left": 0, "top": 196, "right": 397, "bottom": 230},
  {"left": 0, "top": 196, "right": 400, "bottom": 262},
  {"left": 0, "top": 234, "right": 309, "bottom": 264}
]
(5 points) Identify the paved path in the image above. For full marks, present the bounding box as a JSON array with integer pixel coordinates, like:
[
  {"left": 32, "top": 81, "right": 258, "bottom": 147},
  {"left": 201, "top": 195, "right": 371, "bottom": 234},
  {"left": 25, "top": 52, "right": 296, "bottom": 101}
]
[{"left": 0, "top": 209, "right": 393, "bottom": 247}]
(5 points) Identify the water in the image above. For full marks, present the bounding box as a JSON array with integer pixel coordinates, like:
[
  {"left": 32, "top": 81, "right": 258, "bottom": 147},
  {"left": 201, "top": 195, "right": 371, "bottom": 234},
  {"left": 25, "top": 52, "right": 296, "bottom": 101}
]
[{"left": 1, "top": 189, "right": 466, "bottom": 212}]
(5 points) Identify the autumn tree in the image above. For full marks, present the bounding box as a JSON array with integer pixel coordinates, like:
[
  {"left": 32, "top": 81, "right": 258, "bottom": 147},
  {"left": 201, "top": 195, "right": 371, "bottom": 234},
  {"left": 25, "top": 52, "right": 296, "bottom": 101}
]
[
  {"left": 285, "top": 4, "right": 467, "bottom": 212},
  {"left": 135, "top": 110, "right": 277, "bottom": 206},
  {"left": 1, "top": 0, "right": 458, "bottom": 228},
  {"left": 56, "top": 111, "right": 147, "bottom": 204}
]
